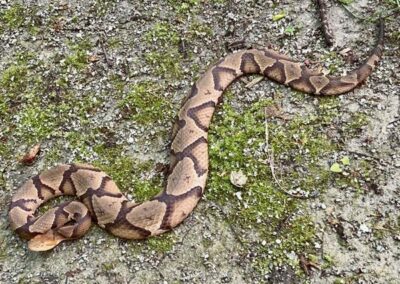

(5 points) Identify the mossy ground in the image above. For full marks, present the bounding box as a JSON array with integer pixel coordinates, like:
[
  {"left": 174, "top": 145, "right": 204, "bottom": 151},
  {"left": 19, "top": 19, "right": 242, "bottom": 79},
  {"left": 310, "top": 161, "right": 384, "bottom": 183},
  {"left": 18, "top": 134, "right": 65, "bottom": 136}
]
[
  {"left": 0, "top": 0, "right": 399, "bottom": 283},
  {"left": 206, "top": 90, "right": 376, "bottom": 274}
]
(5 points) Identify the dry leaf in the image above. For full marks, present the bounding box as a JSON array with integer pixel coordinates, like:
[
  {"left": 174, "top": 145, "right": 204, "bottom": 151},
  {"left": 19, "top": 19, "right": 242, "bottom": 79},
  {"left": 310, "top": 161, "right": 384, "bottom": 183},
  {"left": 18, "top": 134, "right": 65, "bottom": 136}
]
[
  {"left": 154, "top": 163, "right": 168, "bottom": 173},
  {"left": 88, "top": 55, "right": 100, "bottom": 62},
  {"left": 264, "top": 104, "right": 289, "bottom": 120},
  {"left": 230, "top": 170, "right": 247, "bottom": 188},
  {"left": 299, "top": 254, "right": 320, "bottom": 275},
  {"left": 339, "top": 47, "right": 352, "bottom": 56},
  {"left": 20, "top": 143, "right": 41, "bottom": 165},
  {"left": 339, "top": 47, "right": 359, "bottom": 64}
]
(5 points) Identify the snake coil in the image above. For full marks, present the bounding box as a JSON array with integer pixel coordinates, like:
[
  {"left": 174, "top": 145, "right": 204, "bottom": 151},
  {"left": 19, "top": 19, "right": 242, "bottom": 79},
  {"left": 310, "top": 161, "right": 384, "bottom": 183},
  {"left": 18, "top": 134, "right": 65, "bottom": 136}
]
[{"left": 9, "top": 18, "right": 384, "bottom": 251}]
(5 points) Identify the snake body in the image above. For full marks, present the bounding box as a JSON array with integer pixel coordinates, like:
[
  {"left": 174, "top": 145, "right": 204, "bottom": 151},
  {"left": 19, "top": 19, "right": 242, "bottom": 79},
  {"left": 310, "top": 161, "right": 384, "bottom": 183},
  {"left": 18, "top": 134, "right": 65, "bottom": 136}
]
[{"left": 9, "top": 22, "right": 384, "bottom": 251}]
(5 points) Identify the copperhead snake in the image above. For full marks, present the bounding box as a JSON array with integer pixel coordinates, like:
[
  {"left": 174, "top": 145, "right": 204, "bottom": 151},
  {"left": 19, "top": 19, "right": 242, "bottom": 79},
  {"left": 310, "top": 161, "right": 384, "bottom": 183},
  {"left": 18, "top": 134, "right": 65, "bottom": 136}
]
[{"left": 9, "top": 19, "right": 384, "bottom": 251}]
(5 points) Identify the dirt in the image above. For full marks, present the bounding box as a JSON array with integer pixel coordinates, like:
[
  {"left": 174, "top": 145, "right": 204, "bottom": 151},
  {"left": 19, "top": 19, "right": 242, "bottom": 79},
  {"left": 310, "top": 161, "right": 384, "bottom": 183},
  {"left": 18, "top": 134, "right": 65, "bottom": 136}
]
[{"left": 0, "top": 0, "right": 399, "bottom": 283}]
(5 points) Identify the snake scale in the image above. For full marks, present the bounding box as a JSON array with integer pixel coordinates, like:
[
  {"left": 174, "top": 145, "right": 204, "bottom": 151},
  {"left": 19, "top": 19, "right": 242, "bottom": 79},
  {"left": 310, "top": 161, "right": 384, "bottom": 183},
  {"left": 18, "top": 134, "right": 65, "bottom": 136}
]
[{"left": 9, "top": 19, "right": 384, "bottom": 251}]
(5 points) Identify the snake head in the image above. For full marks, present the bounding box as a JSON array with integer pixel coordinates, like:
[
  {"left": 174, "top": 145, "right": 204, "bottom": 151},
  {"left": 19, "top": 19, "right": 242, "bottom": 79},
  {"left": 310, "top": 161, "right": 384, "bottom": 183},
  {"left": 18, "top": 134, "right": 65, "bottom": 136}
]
[
  {"left": 27, "top": 200, "right": 92, "bottom": 251},
  {"left": 28, "top": 230, "right": 67, "bottom": 251}
]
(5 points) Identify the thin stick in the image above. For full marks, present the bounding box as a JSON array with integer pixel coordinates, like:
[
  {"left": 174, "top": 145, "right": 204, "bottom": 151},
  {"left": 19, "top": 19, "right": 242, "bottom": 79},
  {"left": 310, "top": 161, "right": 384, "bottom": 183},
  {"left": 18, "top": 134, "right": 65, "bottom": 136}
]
[
  {"left": 100, "top": 33, "right": 113, "bottom": 68},
  {"left": 338, "top": 1, "right": 364, "bottom": 20},
  {"left": 263, "top": 108, "right": 319, "bottom": 199}
]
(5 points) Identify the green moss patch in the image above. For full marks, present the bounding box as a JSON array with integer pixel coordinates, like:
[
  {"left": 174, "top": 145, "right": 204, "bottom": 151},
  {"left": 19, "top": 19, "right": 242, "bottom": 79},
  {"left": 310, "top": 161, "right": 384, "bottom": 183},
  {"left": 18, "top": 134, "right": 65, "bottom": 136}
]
[
  {"left": 1, "top": 64, "right": 29, "bottom": 94},
  {"left": 64, "top": 39, "right": 93, "bottom": 70},
  {"left": 15, "top": 103, "right": 58, "bottom": 144},
  {"left": 0, "top": 3, "right": 26, "bottom": 30},
  {"left": 145, "top": 233, "right": 175, "bottom": 253},
  {"left": 143, "top": 22, "right": 184, "bottom": 79},
  {"left": 0, "top": 3, "right": 41, "bottom": 34},
  {"left": 142, "top": 8, "right": 215, "bottom": 80},
  {"left": 206, "top": 92, "right": 371, "bottom": 274},
  {"left": 167, "top": 0, "right": 201, "bottom": 14},
  {"left": 92, "top": 144, "right": 163, "bottom": 203},
  {"left": 118, "top": 81, "right": 174, "bottom": 125},
  {"left": 145, "top": 51, "right": 184, "bottom": 79},
  {"left": 144, "top": 22, "right": 180, "bottom": 46}
]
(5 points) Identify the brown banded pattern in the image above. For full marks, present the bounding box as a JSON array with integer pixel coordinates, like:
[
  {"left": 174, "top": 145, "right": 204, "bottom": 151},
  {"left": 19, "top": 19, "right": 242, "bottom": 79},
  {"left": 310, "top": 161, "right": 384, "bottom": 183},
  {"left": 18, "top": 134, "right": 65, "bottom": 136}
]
[{"left": 9, "top": 20, "right": 384, "bottom": 251}]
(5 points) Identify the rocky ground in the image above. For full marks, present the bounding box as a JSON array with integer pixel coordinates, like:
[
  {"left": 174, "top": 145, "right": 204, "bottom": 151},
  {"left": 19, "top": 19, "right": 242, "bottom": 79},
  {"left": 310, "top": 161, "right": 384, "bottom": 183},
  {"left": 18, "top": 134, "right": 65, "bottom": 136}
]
[{"left": 0, "top": 0, "right": 399, "bottom": 283}]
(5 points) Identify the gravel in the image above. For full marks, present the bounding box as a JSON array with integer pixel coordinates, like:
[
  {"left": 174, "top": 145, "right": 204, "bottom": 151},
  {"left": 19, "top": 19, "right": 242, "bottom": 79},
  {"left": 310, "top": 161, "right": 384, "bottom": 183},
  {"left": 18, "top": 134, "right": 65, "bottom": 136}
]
[{"left": 0, "top": 0, "right": 399, "bottom": 283}]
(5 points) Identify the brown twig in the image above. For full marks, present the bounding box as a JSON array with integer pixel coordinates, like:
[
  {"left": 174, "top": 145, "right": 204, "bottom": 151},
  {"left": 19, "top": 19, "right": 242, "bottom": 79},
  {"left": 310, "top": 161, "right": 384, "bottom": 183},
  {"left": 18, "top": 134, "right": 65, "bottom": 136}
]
[
  {"left": 338, "top": 1, "right": 364, "bottom": 20},
  {"left": 99, "top": 33, "right": 113, "bottom": 68},
  {"left": 299, "top": 254, "right": 321, "bottom": 275}
]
